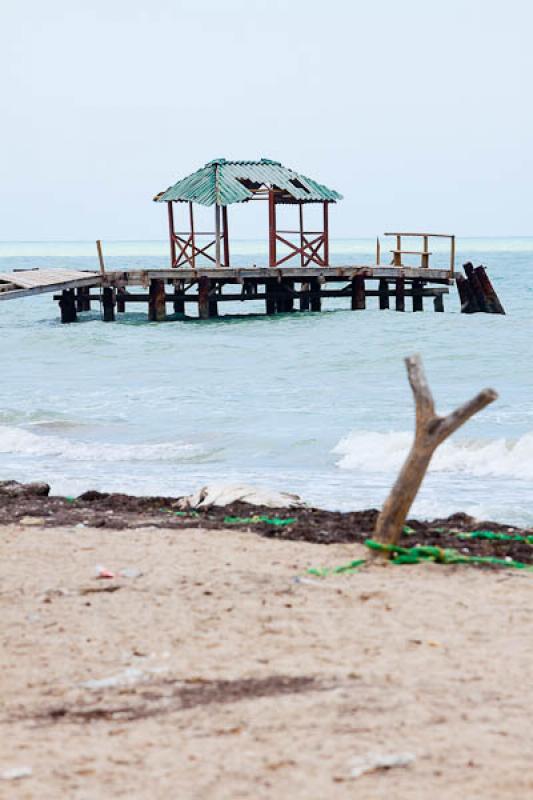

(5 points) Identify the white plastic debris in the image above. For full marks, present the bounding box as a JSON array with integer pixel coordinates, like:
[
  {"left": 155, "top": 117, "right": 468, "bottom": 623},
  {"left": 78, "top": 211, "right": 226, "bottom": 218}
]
[
  {"left": 81, "top": 667, "right": 145, "bottom": 690},
  {"left": 1, "top": 766, "right": 33, "bottom": 781},
  {"left": 177, "top": 483, "right": 304, "bottom": 510},
  {"left": 350, "top": 752, "right": 415, "bottom": 779}
]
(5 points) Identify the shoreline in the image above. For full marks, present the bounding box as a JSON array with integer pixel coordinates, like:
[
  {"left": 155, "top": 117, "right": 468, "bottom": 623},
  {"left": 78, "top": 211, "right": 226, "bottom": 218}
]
[{"left": 2, "top": 481, "right": 532, "bottom": 566}]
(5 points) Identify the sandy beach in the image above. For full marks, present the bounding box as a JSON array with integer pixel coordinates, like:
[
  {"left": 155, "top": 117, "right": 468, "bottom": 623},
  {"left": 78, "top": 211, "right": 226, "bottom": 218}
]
[{"left": 2, "top": 520, "right": 533, "bottom": 799}]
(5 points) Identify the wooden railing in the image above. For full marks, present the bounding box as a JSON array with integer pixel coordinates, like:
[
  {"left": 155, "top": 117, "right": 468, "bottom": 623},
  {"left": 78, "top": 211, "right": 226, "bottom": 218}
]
[{"left": 377, "top": 232, "right": 455, "bottom": 277}]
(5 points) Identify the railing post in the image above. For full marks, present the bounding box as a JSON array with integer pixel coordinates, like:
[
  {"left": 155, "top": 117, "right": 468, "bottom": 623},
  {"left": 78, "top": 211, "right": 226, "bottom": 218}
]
[{"left": 268, "top": 190, "right": 277, "bottom": 267}]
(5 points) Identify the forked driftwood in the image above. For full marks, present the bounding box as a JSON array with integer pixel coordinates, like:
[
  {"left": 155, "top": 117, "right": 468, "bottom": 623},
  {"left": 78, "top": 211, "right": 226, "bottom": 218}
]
[{"left": 374, "top": 355, "right": 497, "bottom": 551}]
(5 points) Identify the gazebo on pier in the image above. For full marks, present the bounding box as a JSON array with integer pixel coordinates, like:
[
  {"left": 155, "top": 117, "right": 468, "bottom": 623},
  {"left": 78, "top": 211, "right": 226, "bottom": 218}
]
[{"left": 153, "top": 158, "right": 342, "bottom": 269}]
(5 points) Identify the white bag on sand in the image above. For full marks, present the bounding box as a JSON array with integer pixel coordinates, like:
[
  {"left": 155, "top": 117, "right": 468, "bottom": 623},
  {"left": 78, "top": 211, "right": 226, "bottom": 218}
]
[{"left": 177, "top": 483, "right": 305, "bottom": 510}]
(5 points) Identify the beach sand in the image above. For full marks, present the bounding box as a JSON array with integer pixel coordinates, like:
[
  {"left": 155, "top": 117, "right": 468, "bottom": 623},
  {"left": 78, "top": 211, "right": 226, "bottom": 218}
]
[{"left": 1, "top": 522, "right": 532, "bottom": 799}]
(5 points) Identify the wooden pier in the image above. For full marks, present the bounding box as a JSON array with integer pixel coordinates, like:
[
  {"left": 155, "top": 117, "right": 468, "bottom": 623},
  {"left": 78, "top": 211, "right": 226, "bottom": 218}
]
[{"left": 0, "top": 157, "right": 505, "bottom": 321}]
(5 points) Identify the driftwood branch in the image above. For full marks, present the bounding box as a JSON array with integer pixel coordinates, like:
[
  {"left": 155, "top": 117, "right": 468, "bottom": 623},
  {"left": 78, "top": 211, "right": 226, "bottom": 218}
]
[{"left": 374, "top": 355, "right": 497, "bottom": 551}]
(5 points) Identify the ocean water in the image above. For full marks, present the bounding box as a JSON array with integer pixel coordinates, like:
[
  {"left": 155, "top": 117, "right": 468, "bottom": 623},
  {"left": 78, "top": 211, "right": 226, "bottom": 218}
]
[{"left": 1, "top": 237, "right": 532, "bottom": 524}]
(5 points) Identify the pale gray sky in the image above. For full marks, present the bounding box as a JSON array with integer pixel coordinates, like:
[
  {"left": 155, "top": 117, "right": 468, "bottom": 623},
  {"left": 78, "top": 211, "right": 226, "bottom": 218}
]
[{"left": 1, "top": 0, "right": 532, "bottom": 240}]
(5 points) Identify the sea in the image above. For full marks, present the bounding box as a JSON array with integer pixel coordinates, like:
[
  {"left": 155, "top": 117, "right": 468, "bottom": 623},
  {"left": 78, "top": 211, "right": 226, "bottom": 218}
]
[{"left": 1, "top": 237, "right": 532, "bottom": 524}]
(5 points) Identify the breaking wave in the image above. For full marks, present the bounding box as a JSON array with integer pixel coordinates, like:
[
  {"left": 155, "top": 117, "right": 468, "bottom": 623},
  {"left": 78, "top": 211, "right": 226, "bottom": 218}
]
[
  {"left": 0, "top": 425, "right": 208, "bottom": 463},
  {"left": 333, "top": 430, "right": 533, "bottom": 480}
]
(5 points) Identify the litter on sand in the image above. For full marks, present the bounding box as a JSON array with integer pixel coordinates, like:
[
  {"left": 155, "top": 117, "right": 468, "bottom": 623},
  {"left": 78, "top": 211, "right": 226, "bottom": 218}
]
[
  {"left": 224, "top": 515, "right": 296, "bottom": 527},
  {"left": 1, "top": 766, "right": 33, "bottom": 781},
  {"left": 176, "top": 483, "right": 304, "bottom": 510},
  {"left": 350, "top": 751, "right": 415, "bottom": 779},
  {"left": 81, "top": 667, "right": 146, "bottom": 690}
]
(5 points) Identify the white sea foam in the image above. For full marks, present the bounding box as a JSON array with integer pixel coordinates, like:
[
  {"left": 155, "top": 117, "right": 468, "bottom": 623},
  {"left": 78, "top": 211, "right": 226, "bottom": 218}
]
[
  {"left": 333, "top": 430, "right": 533, "bottom": 480},
  {"left": 0, "top": 425, "right": 206, "bottom": 463}
]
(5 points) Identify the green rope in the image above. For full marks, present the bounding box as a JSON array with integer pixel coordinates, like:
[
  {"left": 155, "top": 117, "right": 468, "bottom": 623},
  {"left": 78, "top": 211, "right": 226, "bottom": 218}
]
[
  {"left": 159, "top": 508, "right": 200, "bottom": 518},
  {"left": 456, "top": 529, "right": 533, "bottom": 545},
  {"left": 307, "top": 538, "right": 533, "bottom": 577},
  {"left": 224, "top": 515, "right": 296, "bottom": 527}
]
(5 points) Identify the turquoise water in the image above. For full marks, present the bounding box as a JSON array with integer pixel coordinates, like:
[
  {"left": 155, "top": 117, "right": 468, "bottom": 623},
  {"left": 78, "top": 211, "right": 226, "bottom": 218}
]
[{"left": 1, "top": 238, "right": 532, "bottom": 523}]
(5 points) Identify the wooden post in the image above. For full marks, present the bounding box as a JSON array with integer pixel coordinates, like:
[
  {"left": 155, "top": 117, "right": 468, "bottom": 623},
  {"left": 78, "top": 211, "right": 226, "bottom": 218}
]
[
  {"left": 168, "top": 203, "right": 176, "bottom": 267},
  {"left": 393, "top": 235, "right": 402, "bottom": 266},
  {"left": 116, "top": 287, "right": 126, "bottom": 313},
  {"left": 209, "top": 280, "right": 219, "bottom": 317},
  {"left": 374, "top": 355, "right": 497, "bottom": 551},
  {"left": 198, "top": 276, "right": 210, "bottom": 319},
  {"left": 282, "top": 280, "right": 294, "bottom": 312},
  {"left": 96, "top": 240, "right": 106, "bottom": 276},
  {"left": 433, "top": 293, "right": 444, "bottom": 312},
  {"left": 102, "top": 287, "right": 115, "bottom": 322},
  {"left": 310, "top": 277, "right": 321, "bottom": 311},
  {"left": 189, "top": 202, "right": 195, "bottom": 268},
  {"left": 299, "top": 203, "right": 304, "bottom": 267},
  {"left": 300, "top": 281, "right": 310, "bottom": 311},
  {"left": 222, "top": 206, "right": 230, "bottom": 266},
  {"left": 215, "top": 204, "right": 221, "bottom": 269},
  {"left": 474, "top": 266, "right": 505, "bottom": 314},
  {"left": 422, "top": 235, "right": 429, "bottom": 268},
  {"left": 376, "top": 237, "right": 381, "bottom": 265},
  {"left": 456, "top": 274, "right": 478, "bottom": 313},
  {"left": 59, "top": 289, "right": 77, "bottom": 323},
  {"left": 464, "top": 263, "right": 486, "bottom": 311},
  {"left": 148, "top": 279, "right": 166, "bottom": 321},
  {"left": 173, "top": 280, "right": 185, "bottom": 314},
  {"left": 268, "top": 190, "right": 277, "bottom": 267},
  {"left": 450, "top": 235, "right": 456, "bottom": 277},
  {"left": 395, "top": 276, "right": 405, "bottom": 312},
  {"left": 351, "top": 275, "right": 365, "bottom": 310},
  {"left": 265, "top": 278, "right": 277, "bottom": 315},
  {"left": 379, "top": 278, "right": 389, "bottom": 309},
  {"left": 75, "top": 287, "right": 89, "bottom": 312},
  {"left": 323, "top": 202, "right": 329, "bottom": 266},
  {"left": 412, "top": 280, "right": 423, "bottom": 312}
]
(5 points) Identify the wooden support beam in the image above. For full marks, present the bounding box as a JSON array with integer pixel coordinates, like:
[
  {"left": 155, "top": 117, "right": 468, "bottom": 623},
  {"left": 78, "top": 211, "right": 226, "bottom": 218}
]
[
  {"left": 379, "top": 278, "right": 389, "bottom": 309},
  {"left": 463, "top": 263, "right": 486, "bottom": 311},
  {"left": 395, "top": 276, "right": 405, "bottom": 312},
  {"left": 208, "top": 280, "right": 219, "bottom": 317},
  {"left": 473, "top": 266, "right": 505, "bottom": 314},
  {"left": 59, "top": 289, "right": 77, "bottom": 323},
  {"left": 309, "top": 277, "right": 321, "bottom": 311},
  {"left": 148, "top": 279, "right": 166, "bottom": 321},
  {"left": 456, "top": 274, "right": 477, "bottom": 313},
  {"left": 116, "top": 287, "right": 126, "bottom": 313},
  {"left": 102, "top": 287, "right": 115, "bottom": 322},
  {"left": 198, "top": 276, "right": 210, "bottom": 319},
  {"left": 282, "top": 279, "right": 294, "bottom": 312},
  {"left": 75, "top": 286, "right": 90, "bottom": 312},
  {"left": 173, "top": 280, "right": 185, "bottom": 314},
  {"left": 433, "top": 293, "right": 444, "bottom": 312},
  {"left": 167, "top": 203, "right": 176, "bottom": 267},
  {"left": 300, "top": 281, "right": 310, "bottom": 311},
  {"left": 351, "top": 276, "right": 365, "bottom": 310},
  {"left": 265, "top": 278, "right": 277, "bottom": 315},
  {"left": 412, "top": 279, "right": 424, "bottom": 312}
]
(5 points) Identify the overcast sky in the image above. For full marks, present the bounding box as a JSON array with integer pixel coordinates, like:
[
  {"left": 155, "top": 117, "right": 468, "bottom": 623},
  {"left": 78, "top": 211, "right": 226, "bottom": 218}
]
[{"left": 1, "top": 0, "right": 532, "bottom": 240}]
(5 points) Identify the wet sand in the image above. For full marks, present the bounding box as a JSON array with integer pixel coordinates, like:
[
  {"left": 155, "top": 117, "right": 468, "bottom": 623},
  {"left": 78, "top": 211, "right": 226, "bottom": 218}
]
[{"left": 2, "top": 521, "right": 533, "bottom": 799}]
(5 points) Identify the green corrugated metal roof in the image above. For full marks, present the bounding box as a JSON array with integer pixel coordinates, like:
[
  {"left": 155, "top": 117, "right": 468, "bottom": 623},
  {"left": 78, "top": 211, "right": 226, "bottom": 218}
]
[{"left": 154, "top": 158, "right": 342, "bottom": 206}]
